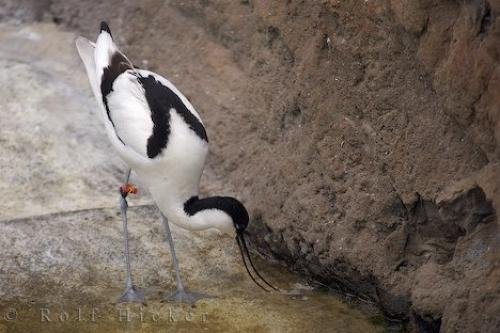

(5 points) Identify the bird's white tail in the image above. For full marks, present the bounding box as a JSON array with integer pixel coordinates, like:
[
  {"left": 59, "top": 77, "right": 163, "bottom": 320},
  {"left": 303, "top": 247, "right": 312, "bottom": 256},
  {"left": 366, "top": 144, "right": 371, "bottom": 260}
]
[
  {"left": 76, "top": 22, "right": 134, "bottom": 112},
  {"left": 94, "top": 22, "right": 120, "bottom": 76},
  {"left": 76, "top": 22, "right": 118, "bottom": 100},
  {"left": 76, "top": 22, "right": 118, "bottom": 83}
]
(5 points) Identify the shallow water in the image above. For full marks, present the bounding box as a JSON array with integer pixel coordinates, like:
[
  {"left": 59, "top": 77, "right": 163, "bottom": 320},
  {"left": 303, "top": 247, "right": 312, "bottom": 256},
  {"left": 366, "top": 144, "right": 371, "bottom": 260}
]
[
  {"left": 0, "top": 22, "right": 388, "bottom": 332},
  {"left": 0, "top": 272, "right": 387, "bottom": 332},
  {"left": 0, "top": 292, "right": 384, "bottom": 333}
]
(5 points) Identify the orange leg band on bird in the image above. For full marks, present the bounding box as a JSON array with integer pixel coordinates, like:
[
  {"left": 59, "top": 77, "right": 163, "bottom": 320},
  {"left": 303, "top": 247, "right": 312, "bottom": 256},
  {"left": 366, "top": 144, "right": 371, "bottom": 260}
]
[{"left": 120, "top": 184, "right": 138, "bottom": 197}]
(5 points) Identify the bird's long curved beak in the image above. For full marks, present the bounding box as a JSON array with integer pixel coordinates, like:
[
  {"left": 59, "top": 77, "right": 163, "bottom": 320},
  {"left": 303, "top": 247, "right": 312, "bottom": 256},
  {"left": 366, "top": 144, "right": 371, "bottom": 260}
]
[{"left": 235, "top": 232, "right": 278, "bottom": 292}]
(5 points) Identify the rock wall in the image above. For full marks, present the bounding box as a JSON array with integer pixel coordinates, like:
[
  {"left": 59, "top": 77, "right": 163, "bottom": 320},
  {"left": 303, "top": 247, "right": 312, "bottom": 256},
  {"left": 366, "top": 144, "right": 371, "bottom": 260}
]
[{"left": 3, "top": 0, "right": 499, "bottom": 331}]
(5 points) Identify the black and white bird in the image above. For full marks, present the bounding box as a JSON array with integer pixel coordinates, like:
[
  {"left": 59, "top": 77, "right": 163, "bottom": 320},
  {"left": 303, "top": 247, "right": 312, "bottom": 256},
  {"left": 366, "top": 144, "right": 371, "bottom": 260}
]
[{"left": 75, "top": 22, "right": 276, "bottom": 304}]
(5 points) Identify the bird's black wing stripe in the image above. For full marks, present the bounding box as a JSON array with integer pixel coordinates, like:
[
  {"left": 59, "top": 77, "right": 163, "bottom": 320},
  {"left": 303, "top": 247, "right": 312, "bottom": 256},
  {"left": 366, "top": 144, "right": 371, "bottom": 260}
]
[
  {"left": 137, "top": 75, "right": 208, "bottom": 159},
  {"left": 184, "top": 196, "right": 249, "bottom": 231},
  {"left": 100, "top": 52, "right": 132, "bottom": 130},
  {"left": 137, "top": 75, "right": 171, "bottom": 159}
]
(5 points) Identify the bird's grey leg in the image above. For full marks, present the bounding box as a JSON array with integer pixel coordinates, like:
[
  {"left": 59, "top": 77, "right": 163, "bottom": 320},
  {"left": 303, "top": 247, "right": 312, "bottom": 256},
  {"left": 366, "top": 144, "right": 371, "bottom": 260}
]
[
  {"left": 116, "top": 168, "right": 145, "bottom": 304},
  {"left": 161, "top": 213, "right": 184, "bottom": 291},
  {"left": 160, "top": 213, "right": 213, "bottom": 304}
]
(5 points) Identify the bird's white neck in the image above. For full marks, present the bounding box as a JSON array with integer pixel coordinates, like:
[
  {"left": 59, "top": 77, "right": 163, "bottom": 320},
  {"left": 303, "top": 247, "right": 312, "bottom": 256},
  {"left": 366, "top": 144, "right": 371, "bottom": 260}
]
[
  {"left": 140, "top": 180, "right": 232, "bottom": 233},
  {"left": 154, "top": 197, "right": 234, "bottom": 234},
  {"left": 132, "top": 168, "right": 243, "bottom": 235}
]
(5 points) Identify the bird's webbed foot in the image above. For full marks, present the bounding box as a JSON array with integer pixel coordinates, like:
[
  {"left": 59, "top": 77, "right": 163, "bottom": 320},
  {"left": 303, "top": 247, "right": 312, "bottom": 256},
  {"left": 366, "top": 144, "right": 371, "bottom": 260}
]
[
  {"left": 162, "top": 289, "right": 214, "bottom": 305},
  {"left": 117, "top": 285, "right": 146, "bottom": 304}
]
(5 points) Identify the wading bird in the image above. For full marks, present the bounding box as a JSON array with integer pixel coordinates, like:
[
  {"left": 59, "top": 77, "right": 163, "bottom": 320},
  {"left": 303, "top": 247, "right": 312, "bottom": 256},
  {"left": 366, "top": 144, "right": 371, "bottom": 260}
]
[{"left": 75, "top": 22, "right": 276, "bottom": 304}]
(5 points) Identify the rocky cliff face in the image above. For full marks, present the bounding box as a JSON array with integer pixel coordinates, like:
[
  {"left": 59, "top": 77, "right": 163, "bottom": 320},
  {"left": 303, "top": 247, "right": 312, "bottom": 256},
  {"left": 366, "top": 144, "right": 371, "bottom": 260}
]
[{"left": 3, "top": 0, "right": 499, "bottom": 331}]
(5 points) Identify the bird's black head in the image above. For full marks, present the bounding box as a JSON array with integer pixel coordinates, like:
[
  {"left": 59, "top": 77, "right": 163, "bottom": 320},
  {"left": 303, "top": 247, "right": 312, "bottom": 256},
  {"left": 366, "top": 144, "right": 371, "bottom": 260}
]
[
  {"left": 183, "top": 195, "right": 277, "bottom": 292},
  {"left": 184, "top": 195, "right": 249, "bottom": 234},
  {"left": 221, "top": 197, "right": 249, "bottom": 234}
]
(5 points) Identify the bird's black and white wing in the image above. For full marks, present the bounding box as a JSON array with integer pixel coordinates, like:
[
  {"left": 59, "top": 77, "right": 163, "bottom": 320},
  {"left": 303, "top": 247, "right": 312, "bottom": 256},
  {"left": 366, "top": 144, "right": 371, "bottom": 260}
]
[{"left": 76, "top": 23, "right": 208, "bottom": 166}]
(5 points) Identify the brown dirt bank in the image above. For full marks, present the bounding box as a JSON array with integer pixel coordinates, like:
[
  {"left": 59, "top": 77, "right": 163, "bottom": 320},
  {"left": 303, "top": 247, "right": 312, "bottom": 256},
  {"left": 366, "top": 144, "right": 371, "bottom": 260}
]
[{"left": 3, "top": 0, "right": 500, "bottom": 332}]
